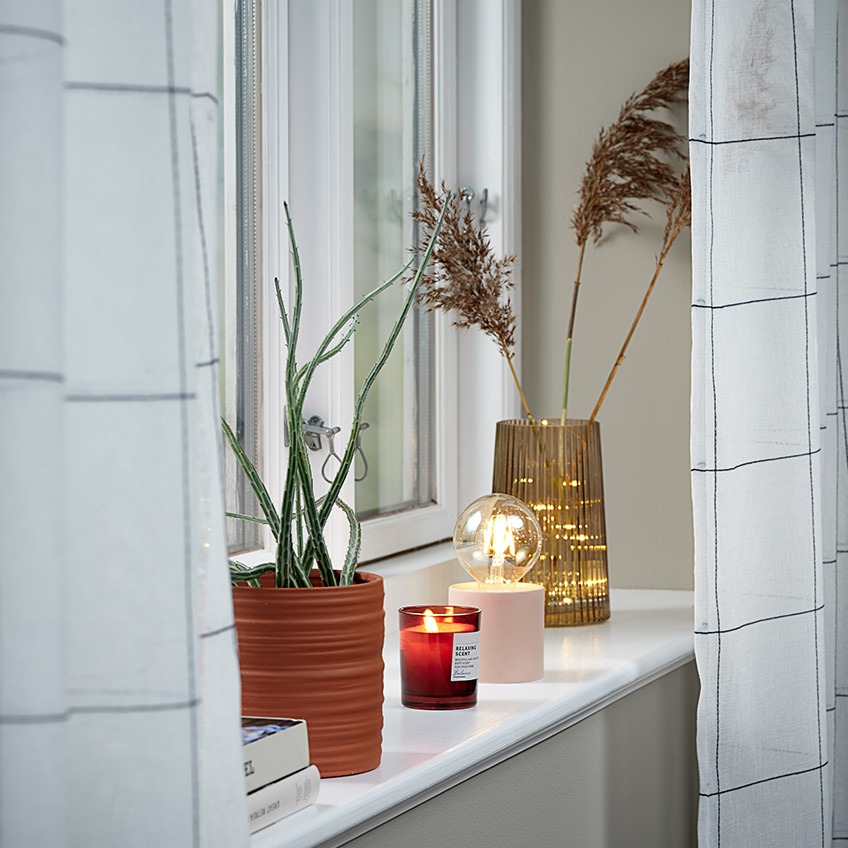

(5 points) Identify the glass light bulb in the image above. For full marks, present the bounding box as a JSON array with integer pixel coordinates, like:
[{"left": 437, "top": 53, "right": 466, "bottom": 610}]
[{"left": 453, "top": 493, "right": 542, "bottom": 588}]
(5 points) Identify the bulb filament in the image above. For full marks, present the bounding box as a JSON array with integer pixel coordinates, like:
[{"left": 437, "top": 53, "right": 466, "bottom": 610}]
[{"left": 483, "top": 514, "right": 516, "bottom": 584}]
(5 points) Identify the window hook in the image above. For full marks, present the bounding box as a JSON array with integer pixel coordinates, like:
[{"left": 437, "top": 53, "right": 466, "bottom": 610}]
[
  {"left": 389, "top": 189, "right": 404, "bottom": 222},
  {"left": 478, "top": 187, "right": 489, "bottom": 226},
  {"left": 354, "top": 422, "right": 370, "bottom": 482},
  {"left": 320, "top": 429, "right": 343, "bottom": 484},
  {"left": 284, "top": 412, "right": 368, "bottom": 485},
  {"left": 458, "top": 185, "right": 488, "bottom": 227}
]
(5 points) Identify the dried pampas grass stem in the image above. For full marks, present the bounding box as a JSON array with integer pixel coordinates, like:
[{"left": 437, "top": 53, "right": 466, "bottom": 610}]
[
  {"left": 561, "top": 58, "right": 689, "bottom": 424},
  {"left": 413, "top": 165, "right": 533, "bottom": 421},
  {"left": 588, "top": 166, "right": 692, "bottom": 424}
]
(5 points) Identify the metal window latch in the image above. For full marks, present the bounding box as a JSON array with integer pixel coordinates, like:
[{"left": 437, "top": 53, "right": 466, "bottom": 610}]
[
  {"left": 284, "top": 414, "right": 340, "bottom": 451},
  {"left": 459, "top": 185, "right": 489, "bottom": 226},
  {"left": 285, "top": 413, "right": 370, "bottom": 484},
  {"left": 303, "top": 415, "right": 340, "bottom": 451}
]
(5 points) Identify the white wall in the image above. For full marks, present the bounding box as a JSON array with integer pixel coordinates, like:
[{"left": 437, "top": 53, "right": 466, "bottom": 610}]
[{"left": 521, "top": 0, "right": 694, "bottom": 590}]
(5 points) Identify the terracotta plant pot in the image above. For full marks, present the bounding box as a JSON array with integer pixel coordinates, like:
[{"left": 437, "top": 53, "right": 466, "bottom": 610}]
[{"left": 233, "top": 570, "right": 385, "bottom": 777}]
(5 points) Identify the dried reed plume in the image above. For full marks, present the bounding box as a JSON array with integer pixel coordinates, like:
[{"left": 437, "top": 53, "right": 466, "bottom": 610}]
[
  {"left": 571, "top": 59, "right": 690, "bottom": 247},
  {"left": 589, "top": 166, "right": 692, "bottom": 424},
  {"left": 561, "top": 58, "right": 689, "bottom": 424},
  {"left": 413, "top": 165, "right": 533, "bottom": 420}
]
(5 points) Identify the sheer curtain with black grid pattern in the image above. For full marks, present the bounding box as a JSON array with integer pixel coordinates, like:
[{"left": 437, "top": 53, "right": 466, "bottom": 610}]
[
  {"left": 0, "top": 1, "right": 248, "bottom": 845},
  {"left": 690, "top": 0, "right": 847, "bottom": 844}
]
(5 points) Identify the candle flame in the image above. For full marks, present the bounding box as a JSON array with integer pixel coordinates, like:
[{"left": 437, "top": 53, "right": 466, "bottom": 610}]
[{"left": 423, "top": 608, "right": 439, "bottom": 632}]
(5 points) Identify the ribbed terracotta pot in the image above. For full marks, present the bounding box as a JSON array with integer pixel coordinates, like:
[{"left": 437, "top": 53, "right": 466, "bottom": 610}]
[{"left": 232, "top": 570, "right": 385, "bottom": 777}]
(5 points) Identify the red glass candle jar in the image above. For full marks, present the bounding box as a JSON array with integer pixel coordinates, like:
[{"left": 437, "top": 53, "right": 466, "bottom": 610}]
[{"left": 398, "top": 605, "right": 481, "bottom": 710}]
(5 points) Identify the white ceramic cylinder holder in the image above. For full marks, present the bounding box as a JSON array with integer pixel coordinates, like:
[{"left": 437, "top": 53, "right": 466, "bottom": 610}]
[{"left": 448, "top": 582, "right": 545, "bottom": 683}]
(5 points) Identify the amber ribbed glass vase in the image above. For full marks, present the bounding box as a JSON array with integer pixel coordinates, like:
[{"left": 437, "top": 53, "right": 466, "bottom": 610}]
[{"left": 492, "top": 419, "right": 610, "bottom": 626}]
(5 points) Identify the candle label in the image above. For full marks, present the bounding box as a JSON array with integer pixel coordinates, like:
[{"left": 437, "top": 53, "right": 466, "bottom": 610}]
[{"left": 450, "top": 632, "right": 480, "bottom": 681}]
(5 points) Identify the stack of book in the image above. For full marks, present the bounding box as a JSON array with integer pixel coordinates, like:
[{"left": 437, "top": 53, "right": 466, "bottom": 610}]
[{"left": 242, "top": 716, "right": 320, "bottom": 834}]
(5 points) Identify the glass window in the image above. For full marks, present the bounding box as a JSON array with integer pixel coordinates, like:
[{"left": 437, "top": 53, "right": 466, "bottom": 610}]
[
  {"left": 352, "top": 0, "right": 435, "bottom": 520},
  {"left": 224, "top": 0, "right": 442, "bottom": 555}
]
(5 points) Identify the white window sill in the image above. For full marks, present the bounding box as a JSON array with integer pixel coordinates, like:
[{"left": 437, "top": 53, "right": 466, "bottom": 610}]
[{"left": 251, "top": 588, "right": 695, "bottom": 848}]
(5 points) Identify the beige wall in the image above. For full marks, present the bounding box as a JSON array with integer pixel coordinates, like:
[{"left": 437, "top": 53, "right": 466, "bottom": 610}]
[
  {"left": 346, "top": 662, "right": 699, "bottom": 848},
  {"left": 521, "top": 0, "right": 695, "bottom": 590}
]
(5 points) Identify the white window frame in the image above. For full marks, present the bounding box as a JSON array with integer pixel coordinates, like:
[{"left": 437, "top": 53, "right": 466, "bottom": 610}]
[{"left": 225, "top": 0, "right": 521, "bottom": 569}]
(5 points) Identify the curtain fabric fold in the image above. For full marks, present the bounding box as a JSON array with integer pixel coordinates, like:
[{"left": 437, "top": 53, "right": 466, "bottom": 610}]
[
  {"left": 690, "top": 0, "right": 846, "bottom": 844},
  {"left": 0, "top": 2, "right": 248, "bottom": 846}
]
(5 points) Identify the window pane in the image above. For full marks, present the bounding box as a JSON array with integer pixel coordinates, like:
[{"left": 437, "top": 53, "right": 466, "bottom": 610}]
[{"left": 352, "top": 0, "right": 434, "bottom": 520}]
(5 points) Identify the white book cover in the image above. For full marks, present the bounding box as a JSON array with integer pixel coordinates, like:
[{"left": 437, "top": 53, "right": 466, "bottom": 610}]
[
  {"left": 242, "top": 717, "right": 310, "bottom": 793},
  {"left": 247, "top": 764, "right": 321, "bottom": 834}
]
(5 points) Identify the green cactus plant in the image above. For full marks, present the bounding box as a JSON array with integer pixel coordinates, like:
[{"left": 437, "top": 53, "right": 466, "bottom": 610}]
[{"left": 225, "top": 199, "right": 448, "bottom": 588}]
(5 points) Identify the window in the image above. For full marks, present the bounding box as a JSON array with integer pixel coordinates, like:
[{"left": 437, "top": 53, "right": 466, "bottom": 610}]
[
  {"left": 352, "top": 0, "right": 435, "bottom": 522},
  {"left": 222, "top": 0, "right": 520, "bottom": 567}
]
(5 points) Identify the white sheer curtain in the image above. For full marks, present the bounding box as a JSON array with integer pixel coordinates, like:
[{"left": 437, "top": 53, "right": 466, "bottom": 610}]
[
  {"left": 690, "top": 0, "right": 846, "bottom": 845},
  {"left": 0, "top": 2, "right": 248, "bottom": 846}
]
